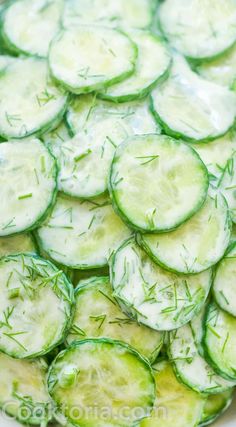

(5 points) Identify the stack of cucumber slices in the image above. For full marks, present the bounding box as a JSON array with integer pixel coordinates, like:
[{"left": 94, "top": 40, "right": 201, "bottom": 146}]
[{"left": 0, "top": 1, "right": 235, "bottom": 426}]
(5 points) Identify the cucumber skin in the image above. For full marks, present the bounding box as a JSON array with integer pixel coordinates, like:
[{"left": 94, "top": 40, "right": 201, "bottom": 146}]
[
  {"left": 108, "top": 135, "right": 209, "bottom": 233},
  {"left": 150, "top": 96, "right": 236, "bottom": 144},
  {"left": 98, "top": 36, "right": 172, "bottom": 103},
  {"left": 0, "top": 254, "right": 75, "bottom": 359},
  {"left": 203, "top": 303, "right": 236, "bottom": 382},
  {"left": 0, "top": 143, "right": 58, "bottom": 237},
  {"left": 49, "top": 31, "right": 139, "bottom": 95}
]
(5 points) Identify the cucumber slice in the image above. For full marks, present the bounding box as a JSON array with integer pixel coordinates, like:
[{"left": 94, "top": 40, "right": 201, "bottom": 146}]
[
  {"left": 204, "top": 302, "right": 236, "bottom": 381},
  {"left": 63, "top": 0, "right": 155, "bottom": 30},
  {"left": 197, "top": 44, "right": 236, "bottom": 87},
  {"left": 109, "top": 134, "right": 208, "bottom": 232},
  {"left": 216, "top": 154, "right": 236, "bottom": 223},
  {"left": 191, "top": 130, "right": 236, "bottom": 182},
  {"left": 0, "top": 352, "right": 52, "bottom": 425},
  {"left": 0, "top": 57, "right": 68, "bottom": 139},
  {"left": 1, "top": 0, "right": 63, "bottom": 57},
  {"left": 49, "top": 26, "right": 137, "bottom": 94},
  {"left": 99, "top": 30, "right": 171, "bottom": 102},
  {"left": 67, "top": 94, "right": 160, "bottom": 136},
  {"left": 138, "top": 195, "right": 231, "bottom": 274},
  {"left": 48, "top": 339, "right": 155, "bottom": 427},
  {"left": 151, "top": 55, "right": 236, "bottom": 142},
  {"left": 0, "top": 254, "right": 74, "bottom": 358},
  {"left": 231, "top": 224, "right": 236, "bottom": 242},
  {"left": 169, "top": 324, "right": 235, "bottom": 394},
  {"left": 36, "top": 194, "right": 132, "bottom": 269},
  {"left": 67, "top": 276, "right": 163, "bottom": 363},
  {"left": 0, "top": 234, "right": 36, "bottom": 257},
  {"left": 111, "top": 238, "right": 212, "bottom": 331},
  {"left": 213, "top": 242, "right": 236, "bottom": 317},
  {"left": 49, "top": 119, "right": 128, "bottom": 198},
  {"left": 200, "top": 390, "right": 234, "bottom": 427},
  {"left": 159, "top": 0, "right": 236, "bottom": 60},
  {"left": 140, "top": 361, "right": 205, "bottom": 427},
  {"left": 0, "top": 138, "right": 57, "bottom": 236}
]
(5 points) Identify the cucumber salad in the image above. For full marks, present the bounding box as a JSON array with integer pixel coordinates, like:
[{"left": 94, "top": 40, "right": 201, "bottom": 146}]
[{"left": 0, "top": 1, "right": 236, "bottom": 427}]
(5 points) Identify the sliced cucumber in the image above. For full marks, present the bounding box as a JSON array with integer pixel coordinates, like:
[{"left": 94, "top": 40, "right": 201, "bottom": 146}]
[
  {"left": 216, "top": 154, "right": 236, "bottom": 223},
  {"left": 109, "top": 134, "right": 208, "bottom": 232},
  {"left": 231, "top": 224, "right": 236, "bottom": 242},
  {"left": 49, "top": 118, "right": 128, "bottom": 198},
  {"left": 111, "top": 238, "right": 212, "bottom": 331},
  {"left": 151, "top": 55, "right": 236, "bottom": 142},
  {"left": 204, "top": 302, "right": 236, "bottom": 381},
  {"left": 0, "top": 352, "right": 52, "bottom": 425},
  {"left": 169, "top": 324, "right": 235, "bottom": 394},
  {"left": 0, "top": 138, "right": 57, "bottom": 236},
  {"left": 138, "top": 195, "right": 231, "bottom": 274},
  {"left": 67, "top": 276, "right": 163, "bottom": 363},
  {"left": 199, "top": 390, "right": 234, "bottom": 427},
  {"left": 48, "top": 339, "right": 155, "bottom": 427},
  {"left": 49, "top": 26, "right": 137, "bottom": 94},
  {"left": 191, "top": 130, "right": 236, "bottom": 182},
  {"left": 213, "top": 242, "right": 236, "bottom": 317},
  {"left": 140, "top": 360, "right": 205, "bottom": 427},
  {"left": 63, "top": 0, "right": 155, "bottom": 30},
  {"left": 1, "top": 0, "right": 63, "bottom": 57},
  {"left": 159, "top": 0, "right": 236, "bottom": 60},
  {"left": 0, "top": 254, "right": 74, "bottom": 358},
  {"left": 99, "top": 30, "right": 171, "bottom": 102},
  {"left": 36, "top": 194, "right": 132, "bottom": 269},
  {"left": 0, "top": 234, "right": 36, "bottom": 257},
  {"left": 0, "top": 57, "right": 68, "bottom": 139},
  {"left": 67, "top": 94, "right": 160, "bottom": 136},
  {"left": 197, "top": 43, "right": 236, "bottom": 87}
]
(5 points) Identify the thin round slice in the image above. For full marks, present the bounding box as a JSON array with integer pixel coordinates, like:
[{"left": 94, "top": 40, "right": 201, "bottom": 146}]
[
  {"left": 0, "top": 254, "right": 74, "bottom": 358},
  {"left": 48, "top": 339, "right": 155, "bottom": 427},
  {"left": 138, "top": 195, "right": 231, "bottom": 274},
  {"left": 159, "top": 0, "right": 236, "bottom": 60},
  {"left": 0, "top": 57, "right": 68, "bottom": 139},
  {"left": 0, "top": 139, "right": 57, "bottom": 236},
  {"left": 1, "top": 0, "right": 63, "bottom": 57},
  {"left": 49, "top": 26, "right": 137, "bottom": 94},
  {"left": 213, "top": 242, "right": 236, "bottom": 317},
  {"left": 151, "top": 55, "right": 236, "bottom": 142},
  {"left": 63, "top": 0, "right": 154, "bottom": 29},
  {"left": 67, "top": 276, "right": 163, "bottom": 363},
  {"left": 50, "top": 119, "right": 128, "bottom": 198},
  {"left": 109, "top": 134, "right": 208, "bottom": 232},
  {"left": 0, "top": 353, "right": 52, "bottom": 425},
  {"left": 111, "top": 238, "right": 212, "bottom": 331},
  {"left": 200, "top": 390, "right": 234, "bottom": 427},
  {"left": 197, "top": 43, "right": 236, "bottom": 87},
  {"left": 204, "top": 302, "right": 236, "bottom": 381},
  {"left": 66, "top": 95, "right": 160, "bottom": 136},
  {"left": 99, "top": 31, "right": 171, "bottom": 102},
  {"left": 140, "top": 361, "right": 205, "bottom": 427},
  {"left": 36, "top": 194, "right": 132, "bottom": 269},
  {"left": 169, "top": 324, "right": 235, "bottom": 394},
  {"left": 190, "top": 303, "right": 208, "bottom": 358},
  {"left": 0, "top": 234, "right": 36, "bottom": 257}
]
